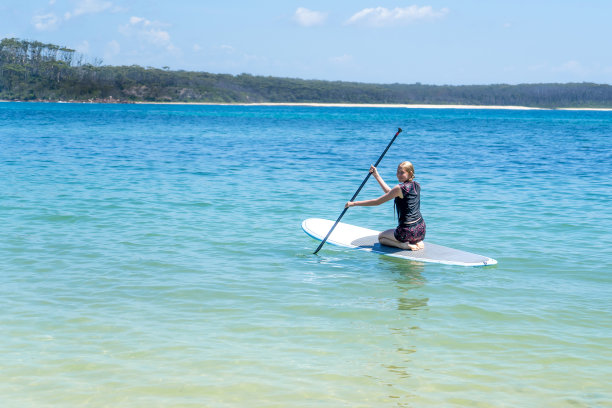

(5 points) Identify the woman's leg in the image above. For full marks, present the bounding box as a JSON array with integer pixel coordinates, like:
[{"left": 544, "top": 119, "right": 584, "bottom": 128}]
[{"left": 378, "top": 229, "right": 422, "bottom": 250}]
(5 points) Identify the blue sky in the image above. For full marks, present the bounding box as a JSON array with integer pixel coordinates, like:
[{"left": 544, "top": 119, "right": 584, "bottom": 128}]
[{"left": 2, "top": 0, "right": 611, "bottom": 85}]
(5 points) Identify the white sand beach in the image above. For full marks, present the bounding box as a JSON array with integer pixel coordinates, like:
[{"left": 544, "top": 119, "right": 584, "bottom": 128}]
[
  {"left": 3, "top": 100, "right": 610, "bottom": 110},
  {"left": 133, "top": 101, "right": 612, "bottom": 111}
]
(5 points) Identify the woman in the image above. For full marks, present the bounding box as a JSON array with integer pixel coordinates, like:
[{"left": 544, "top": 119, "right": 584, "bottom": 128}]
[{"left": 345, "top": 161, "right": 425, "bottom": 251}]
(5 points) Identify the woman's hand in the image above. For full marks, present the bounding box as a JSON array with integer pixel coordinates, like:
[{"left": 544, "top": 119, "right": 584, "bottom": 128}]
[
  {"left": 369, "top": 165, "right": 380, "bottom": 178},
  {"left": 370, "top": 165, "right": 390, "bottom": 192},
  {"left": 345, "top": 201, "right": 355, "bottom": 208}
]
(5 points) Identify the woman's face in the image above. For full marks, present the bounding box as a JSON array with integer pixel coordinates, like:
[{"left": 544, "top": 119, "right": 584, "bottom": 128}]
[{"left": 396, "top": 166, "right": 409, "bottom": 183}]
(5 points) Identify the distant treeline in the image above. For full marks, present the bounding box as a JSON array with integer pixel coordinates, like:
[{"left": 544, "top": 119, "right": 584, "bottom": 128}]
[{"left": 2, "top": 38, "right": 612, "bottom": 108}]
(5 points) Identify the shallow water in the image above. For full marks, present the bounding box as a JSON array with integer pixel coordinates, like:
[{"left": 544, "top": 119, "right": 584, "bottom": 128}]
[{"left": 1, "top": 102, "right": 611, "bottom": 407}]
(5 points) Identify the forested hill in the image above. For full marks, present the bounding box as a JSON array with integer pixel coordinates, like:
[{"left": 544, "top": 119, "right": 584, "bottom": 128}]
[{"left": 2, "top": 38, "right": 612, "bottom": 108}]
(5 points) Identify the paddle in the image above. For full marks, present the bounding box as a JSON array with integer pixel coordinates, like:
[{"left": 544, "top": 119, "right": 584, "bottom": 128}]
[{"left": 313, "top": 127, "right": 403, "bottom": 255}]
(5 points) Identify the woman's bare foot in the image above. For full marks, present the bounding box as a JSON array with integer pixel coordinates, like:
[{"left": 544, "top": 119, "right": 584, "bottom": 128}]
[
  {"left": 399, "top": 241, "right": 425, "bottom": 251},
  {"left": 379, "top": 236, "right": 425, "bottom": 251}
]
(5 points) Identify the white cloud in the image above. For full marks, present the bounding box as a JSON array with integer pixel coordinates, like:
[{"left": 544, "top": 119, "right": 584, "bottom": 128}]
[
  {"left": 105, "top": 40, "right": 120, "bottom": 58},
  {"left": 554, "top": 60, "right": 588, "bottom": 75},
  {"left": 219, "top": 44, "right": 235, "bottom": 53},
  {"left": 33, "top": 0, "right": 119, "bottom": 30},
  {"left": 330, "top": 54, "right": 353, "bottom": 64},
  {"left": 294, "top": 7, "right": 328, "bottom": 27},
  {"left": 129, "top": 16, "right": 147, "bottom": 26},
  {"left": 528, "top": 64, "right": 546, "bottom": 72},
  {"left": 32, "top": 13, "right": 60, "bottom": 31},
  {"left": 75, "top": 40, "right": 90, "bottom": 54},
  {"left": 64, "top": 0, "right": 113, "bottom": 20},
  {"left": 347, "top": 5, "right": 449, "bottom": 27},
  {"left": 120, "top": 16, "right": 177, "bottom": 52}
]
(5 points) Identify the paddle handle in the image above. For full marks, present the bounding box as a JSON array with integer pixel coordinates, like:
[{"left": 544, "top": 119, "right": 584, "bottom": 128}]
[{"left": 313, "top": 127, "right": 402, "bottom": 255}]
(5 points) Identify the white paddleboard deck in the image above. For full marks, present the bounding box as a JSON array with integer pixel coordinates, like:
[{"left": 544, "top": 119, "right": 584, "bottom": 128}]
[{"left": 303, "top": 218, "right": 497, "bottom": 267}]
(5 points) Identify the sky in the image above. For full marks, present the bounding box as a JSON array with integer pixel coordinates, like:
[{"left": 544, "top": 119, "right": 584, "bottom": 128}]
[{"left": 1, "top": 0, "right": 611, "bottom": 85}]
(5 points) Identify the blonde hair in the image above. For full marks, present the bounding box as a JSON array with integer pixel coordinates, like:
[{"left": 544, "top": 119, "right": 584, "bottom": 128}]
[{"left": 398, "top": 161, "right": 415, "bottom": 182}]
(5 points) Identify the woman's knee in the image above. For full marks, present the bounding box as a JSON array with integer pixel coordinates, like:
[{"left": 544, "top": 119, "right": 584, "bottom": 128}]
[{"left": 378, "top": 229, "right": 396, "bottom": 241}]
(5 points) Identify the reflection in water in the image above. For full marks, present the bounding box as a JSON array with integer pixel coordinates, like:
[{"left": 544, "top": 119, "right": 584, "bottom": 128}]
[
  {"left": 374, "top": 256, "right": 430, "bottom": 313},
  {"left": 384, "top": 258, "right": 428, "bottom": 301},
  {"left": 379, "top": 258, "right": 430, "bottom": 403},
  {"left": 397, "top": 296, "right": 429, "bottom": 311}
]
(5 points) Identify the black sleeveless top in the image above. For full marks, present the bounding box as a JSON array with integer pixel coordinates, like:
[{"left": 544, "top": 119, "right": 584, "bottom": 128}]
[{"left": 394, "top": 181, "right": 423, "bottom": 225}]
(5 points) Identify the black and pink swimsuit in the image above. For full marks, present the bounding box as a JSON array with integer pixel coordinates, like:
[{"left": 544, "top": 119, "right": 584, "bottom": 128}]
[{"left": 393, "top": 181, "right": 426, "bottom": 244}]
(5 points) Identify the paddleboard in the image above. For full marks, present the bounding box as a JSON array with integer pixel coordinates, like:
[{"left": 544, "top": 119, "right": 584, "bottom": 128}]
[{"left": 302, "top": 218, "right": 497, "bottom": 267}]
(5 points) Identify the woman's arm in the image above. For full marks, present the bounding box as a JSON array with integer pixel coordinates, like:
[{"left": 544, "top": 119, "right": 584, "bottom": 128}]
[
  {"left": 346, "top": 185, "right": 401, "bottom": 208},
  {"left": 370, "top": 165, "right": 391, "bottom": 193}
]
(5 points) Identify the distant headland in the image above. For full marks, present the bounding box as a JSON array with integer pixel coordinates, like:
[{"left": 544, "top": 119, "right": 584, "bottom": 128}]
[{"left": 2, "top": 38, "right": 611, "bottom": 109}]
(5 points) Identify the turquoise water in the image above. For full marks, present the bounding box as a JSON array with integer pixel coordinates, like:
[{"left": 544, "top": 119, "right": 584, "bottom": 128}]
[{"left": 1, "top": 102, "right": 611, "bottom": 407}]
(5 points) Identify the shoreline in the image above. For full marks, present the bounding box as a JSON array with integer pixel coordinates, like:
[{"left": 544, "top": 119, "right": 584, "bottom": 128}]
[
  {"left": 137, "top": 101, "right": 546, "bottom": 110},
  {"left": 2, "top": 99, "right": 611, "bottom": 111},
  {"left": 135, "top": 101, "right": 612, "bottom": 111}
]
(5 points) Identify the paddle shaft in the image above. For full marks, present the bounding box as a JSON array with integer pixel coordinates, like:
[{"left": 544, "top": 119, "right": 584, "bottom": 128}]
[{"left": 313, "top": 127, "right": 403, "bottom": 255}]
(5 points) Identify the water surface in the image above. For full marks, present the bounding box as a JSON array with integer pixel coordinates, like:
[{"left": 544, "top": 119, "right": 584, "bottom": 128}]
[{"left": 1, "top": 102, "right": 610, "bottom": 407}]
